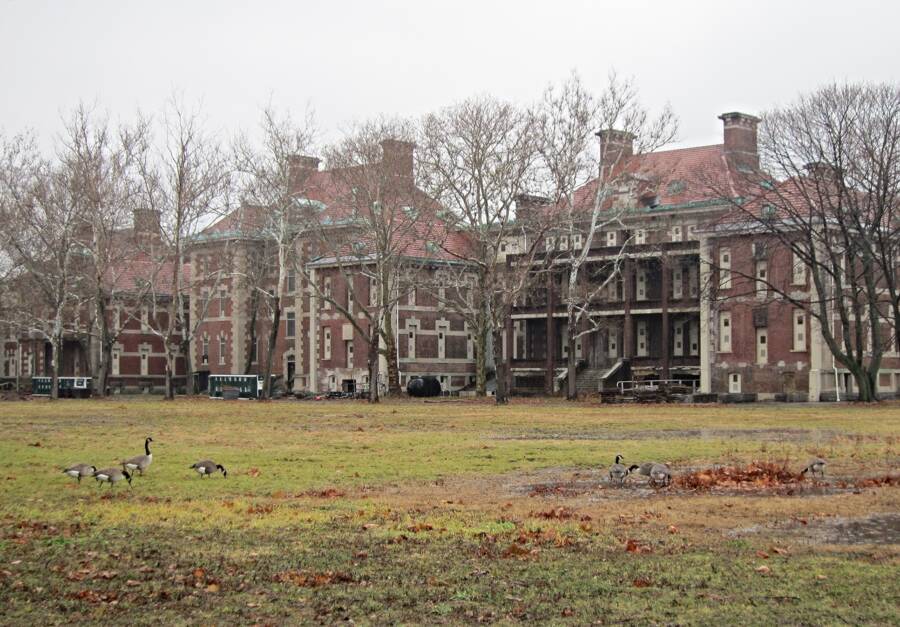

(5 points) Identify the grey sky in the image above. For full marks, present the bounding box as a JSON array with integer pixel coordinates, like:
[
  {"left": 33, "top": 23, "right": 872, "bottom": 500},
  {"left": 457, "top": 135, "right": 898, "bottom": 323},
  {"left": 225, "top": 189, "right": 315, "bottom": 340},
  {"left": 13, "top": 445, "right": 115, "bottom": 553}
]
[{"left": 1, "top": 0, "right": 898, "bottom": 150}]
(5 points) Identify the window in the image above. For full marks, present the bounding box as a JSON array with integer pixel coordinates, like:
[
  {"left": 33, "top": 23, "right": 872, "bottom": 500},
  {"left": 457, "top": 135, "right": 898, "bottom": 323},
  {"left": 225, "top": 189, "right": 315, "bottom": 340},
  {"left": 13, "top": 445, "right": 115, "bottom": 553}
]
[
  {"left": 719, "top": 247, "right": 732, "bottom": 290},
  {"left": 689, "top": 321, "right": 699, "bottom": 356},
  {"left": 347, "top": 286, "right": 354, "bottom": 314},
  {"left": 369, "top": 277, "right": 378, "bottom": 306},
  {"left": 467, "top": 332, "right": 474, "bottom": 360},
  {"left": 606, "top": 231, "right": 617, "bottom": 247},
  {"left": 792, "top": 250, "right": 807, "bottom": 285},
  {"left": 755, "top": 261, "right": 768, "bottom": 297},
  {"left": 323, "top": 277, "right": 332, "bottom": 309},
  {"left": 286, "top": 312, "right": 296, "bottom": 338},
  {"left": 219, "top": 290, "right": 227, "bottom": 317},
  {"left": 672, "top": 267, "right": 683, "bottom": 300},
  {"left": 673, "top": 324, "right": 684, "bottom": 357},
  {"left": 793, "top": 310, "right": 806, "bottom": 351},
  {"left": 112, "top": 348, "right": 120, "bottom": 376},
  {"left": 636, "top": 320, "right": 648, "bottom": 357},
  {"left": 689, "top": 265, "right": 699, "bottom": 298},
  {"left": 757, "top": 328, "right": 768, "bottom": 364},
  {"left": 114, "top": 307, "right": 122, "bottom": 332},
  {"left": 200, "top": 290, "right": 209, "bottom": 319},
  {"left": 670, "top": 225, "right": 682, "bottom": 242},
  {"left": 437, "top": 324, "right": 447, "bottom": 360},
  {"left": 608, "top": 329, "right": 618, "bottom": 358},
  {"left": 408, "top": 323, "right": 417, "bottom": 359},
  {"left": 218, "top": 335, "right": 226, "bottom": 365},
  {"left": 140, "top": 346, "right": 150, "bottom": 376},
  {"left": 572, "top": 234, "right": 583, "bottom": 249},
  {"left": 408, "top": 287, "right": 416, "bottom": 307},
  {"left": 323, "top": 328, "right": 332, "bottom": 360},
  {"left": 141, "top": 306, "right": 149, "bottom": 332},
  {"left": 636, "top": 267, "right": 647, "bottom": 301},
  {"left": 559, "top": 235, "right": 569, "bottom": 251},
  {"left": 635, "top": 229, "right": 646, "bottom": 245},
  {"left": 719, "top": 311, "right": 732, "bottom": 352},
  {"left": 346, "top": 341, "right": 354, "bottom": 369},
  {"left": 286, "top": 271, "right": 296, "bottom": 294},
  {"left": 687, "top": 224, "right": 697, "bottom": 240},
  {"left": 545, "top": 236, "right": 555, "bottom": 252},
  {"left": 202, "top": 335, "right": 209, "bottom": 364},
  {"left": 729, "top": 373, "right": 742, "bottom": 394}
]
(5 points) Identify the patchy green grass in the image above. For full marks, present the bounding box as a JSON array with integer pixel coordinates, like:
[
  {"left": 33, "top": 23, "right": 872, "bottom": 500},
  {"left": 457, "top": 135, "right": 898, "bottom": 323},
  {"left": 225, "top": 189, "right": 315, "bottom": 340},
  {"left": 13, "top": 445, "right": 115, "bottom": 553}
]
[{"left": 0, "top": 398, "right": 898, "bottom": 624}]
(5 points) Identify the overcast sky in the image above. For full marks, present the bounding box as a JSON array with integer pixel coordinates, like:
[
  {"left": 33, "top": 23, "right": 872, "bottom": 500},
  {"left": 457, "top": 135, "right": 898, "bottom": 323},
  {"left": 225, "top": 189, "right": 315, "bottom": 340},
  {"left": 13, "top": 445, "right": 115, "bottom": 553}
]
[{"left": 1, "top": 0, "right": 898, "bottom": 151}]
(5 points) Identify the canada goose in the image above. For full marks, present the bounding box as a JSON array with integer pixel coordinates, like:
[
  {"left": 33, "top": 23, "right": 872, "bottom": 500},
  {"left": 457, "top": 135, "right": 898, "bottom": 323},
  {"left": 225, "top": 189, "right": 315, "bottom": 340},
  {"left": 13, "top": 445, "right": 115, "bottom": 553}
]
[
  {"left": 648, "top": 463, "right": 672, "bottom": 487},
  {"left": 189, "top": 460, "right": 227, "bottom": 478},
  {"left": 608, "top": 455, "right": 639, "bottom": 486},
  {"left": 637, "top": 462, "right": 657, "bottom": 477},
  {"left": 94, "top": 467, "right": 132, "bottom": 489},
  {"left": 123, "top": 437, "right": 153, "bottom": 476},
  {"left": 63, "top": 463, "right": 96, "bottom": 483},
  {"left": 801, "top": 458, "right": 826, "bottom": 478}
]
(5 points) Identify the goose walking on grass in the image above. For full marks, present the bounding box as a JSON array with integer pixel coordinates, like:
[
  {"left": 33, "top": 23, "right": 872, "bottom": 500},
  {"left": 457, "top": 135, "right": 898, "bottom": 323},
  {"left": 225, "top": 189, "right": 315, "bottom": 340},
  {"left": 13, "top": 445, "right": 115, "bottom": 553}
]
[
  {"left": 189, "top": 460, "right": 227, "bottom": 478},
  {"left": 95, "top": 468, "right": 132, "bottom": 489},
  {"left": 123, "top": 437, "right": 153, "bottom": 476},
  {"left": 608, "top": 455, "right": 638, "bottom": 486},
  {"left": 801, "top": 457, "right": 826, "bottom": 478},
  {"left": 648, "top": 463, "right": 672, "bottom": 487},
  {"left": 63, "top": 463, "right": 96, "bottom": 483}
]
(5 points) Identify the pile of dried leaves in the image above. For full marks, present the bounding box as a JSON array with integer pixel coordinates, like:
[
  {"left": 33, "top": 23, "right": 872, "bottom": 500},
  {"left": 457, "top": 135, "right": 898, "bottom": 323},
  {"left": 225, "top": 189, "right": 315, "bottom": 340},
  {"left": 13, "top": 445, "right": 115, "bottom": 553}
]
[{"left": 674, "top": 461, "right": 805, "bottom": 491}]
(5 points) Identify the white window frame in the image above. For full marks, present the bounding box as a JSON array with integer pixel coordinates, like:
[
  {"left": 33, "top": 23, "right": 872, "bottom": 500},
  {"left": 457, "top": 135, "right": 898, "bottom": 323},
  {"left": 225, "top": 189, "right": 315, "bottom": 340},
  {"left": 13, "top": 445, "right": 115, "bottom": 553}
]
[
  {"left": 572, "top": 233, "right": 583, "bottom": 249},
  {"left": 635, "top": 229, "right": 646, "bottom": 245},
  {"left": 323, "top": 328, "right": 332, "bottom": 360},
  {"left": 140, "top": 346, "right": 151, "bottom": 376},
  {"left": 323, "top": 277, "right": 332, "bottom": 309},
  {"left": 670, "top": 225, "right": 682, "bottom": 242},
  {"left": 756, "top": 260, "right": 768, "bottom": 298},
  {"left": 793, "top": 310, "right": 806, "bottom": 351},
  {"left": 792, "top": 250, "right": 807, "bottom": 285},
  {"left": 719, "top": 247, "right": 732, "bottom": 290},
  {"left": 407, "top": 323, "right": 417, "bottom": 359},
  {"left": 346, "top": 340, "right": 354, "bottom": 369},
  {"left": 286, "top": 311, "right": 296, "bottom": 338},
  {"left": 756, "top": 328, "right": 768, "bottom": 365},
  {"left": 672, "top": 266, "right": 683, "bottom": 300},
  {"left": 729, "top": 372, "right": 742, "bottom": 394},
  {"left": 608, "top": 329, "right": 618, "bottom": 359},
  {"left": 218, "top": 334, "right": 226, "bottom": 366},
  {"left": 606, "top": 231, "right": 617, "bottom": 247},
  {"left": 719, "top": 311, "right": 732, "bottom": 353},
  {"left": 112, "top": 347, "right": 121, "bottom": 376},
  {"left": 437, "top": 323, "right": 447, "bottom": 360}
]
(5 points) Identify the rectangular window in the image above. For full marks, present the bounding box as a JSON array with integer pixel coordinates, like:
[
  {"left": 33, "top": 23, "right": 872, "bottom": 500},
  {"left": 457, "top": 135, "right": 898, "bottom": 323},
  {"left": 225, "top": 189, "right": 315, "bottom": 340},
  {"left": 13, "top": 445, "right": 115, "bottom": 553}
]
[
  {"left": 141, "top": 306, "right": 149, "bottom": 332},
  {"left": 792, "top": 250, "right": 806, "bottom": 285},
  {"left": 719, "top": 247, "right": 732, "bottom": 290},
  {"left": 673, "top": 323, "right": 684, "bottom": 357},
  {"left": 219, "top": 290, "right": 227, "bottom": 317},
  {"left": 408, "top": 287, "right": 416, "bottom": 307},
  {"left": 672, "top": 267, "right": 683, "bottom": 300},
  {"left": 606, "top": 231, "right": 617, "bottom": 247},
  {"left": 286, "top": 312, "right": 296, "bottom": 338},
  {"left": 793, "top": 310, "right": 806, "bottom": 351},
  {"left": 719, "top": 311, "right": 732, "bottom": 352},
  {"left": 608, "top": 329, "right": 618, "bottom": 358},
  {"left": 437, "top": 324, "right": 447, "bottom": 360},
  {"left": 635, "top": 229, "right": 646, "bottom": 245},
  {"left": 756, "top": 261, "right": 768, "bottom": 297},
  {"left": 141, "top": 347, "right": 151, "bottom": 375},
  {"left": 218, "top": 335, "right": 226, "bottom": 365},
  {"left": 670, "top": 225, "right": 682, "bottom": 242},
  {"left": 545, "top": 236, "right": 555, "bottom": 252},
  {"left": 636, "top": 320, "right": 649, "bottom": 357},
  {"left": 636, "top": 268, "right": 647, "bottom": 301},
  {"left": 323, "top": 277, "right": 332, "bottom": 309},
  {"left": 112, "top": 349, "right": 120, "bottom": 376},
  {"left": 572, "top": 234, "right": 583, "bottom": 249},
  {"left": 729, "top": 373, "right": 742, "bottom": 394},
  {"left": 286, "top": 271, "right": 296, "bottom": 294},
  {"left": 687, "top": 224, "right": 697, "bottom": 240},
  {"left": 369, "top": 277, "right": 378, "bottom": 306},
  {"left": 202, "top": 336, "right": 209, "bottom": 364},
  {"left": 559, "top": 235, "right": 569, "bottom": 250},
  {"left": 756, "top": 328, "right": 768, "bottom": 365},
  {"left": 346, "top": 341, "right": 354, "bottom": 369},
  {"left": 323, "top": 328, "right": 332, "bottom": 360},
  {"left": 347, "top": 287, "right": 354, "bottom": 314},
  {"left": 689, "top": 264, "right": 699, "bottom": 298},
  {"left": 466, "top": 332, "right": 474, "bottom": 360},
  {"left": 408, "top": 323, "right": 417, "bottom": 359}
]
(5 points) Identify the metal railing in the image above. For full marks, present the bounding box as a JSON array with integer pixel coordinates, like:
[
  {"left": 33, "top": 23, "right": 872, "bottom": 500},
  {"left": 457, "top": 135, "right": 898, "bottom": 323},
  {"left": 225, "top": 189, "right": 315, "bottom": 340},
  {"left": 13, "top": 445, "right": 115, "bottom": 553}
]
[{"left": 616, "top": 378, "right": 699, "bottom": 394}]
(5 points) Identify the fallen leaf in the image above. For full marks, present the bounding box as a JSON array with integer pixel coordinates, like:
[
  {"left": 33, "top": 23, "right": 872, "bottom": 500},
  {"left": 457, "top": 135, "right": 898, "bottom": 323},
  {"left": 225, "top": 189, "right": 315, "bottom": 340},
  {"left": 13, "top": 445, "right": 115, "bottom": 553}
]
[
  {"left": 668, "top": 525, "right": 678, "bottom": 534},
  {"left": 755, "top": 565, "right": 771, "bottom": 574},
  {"left": 126, "top": 579, "right": 141, "bottom": 586},
  {"left": 632, "top": 577, "right": 652, "bottom": 588},
  {"left": 756, "top": 551, "right": 770, "bottom": 559},
  {"left": 816, "top": 574, "right": 827, "bottom": 580},
  {"left": 247, "top": 468, "right": 261, "bottom": 478},
  {"left": 206, "top": 583, "right": 220, "bottom": 593},
  {"left": 192, "top": 567, "right": 205, "bottom": 580}
]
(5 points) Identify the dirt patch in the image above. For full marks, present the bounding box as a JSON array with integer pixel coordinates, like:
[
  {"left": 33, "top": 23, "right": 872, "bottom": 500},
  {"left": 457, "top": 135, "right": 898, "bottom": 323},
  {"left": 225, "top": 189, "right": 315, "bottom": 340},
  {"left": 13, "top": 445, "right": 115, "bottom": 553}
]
[
  {"left": 492, "top": 428, "right": 842, "bottom": 443},
  {"left": 732, "top": 513, "right": 900, "bottom": 546}
]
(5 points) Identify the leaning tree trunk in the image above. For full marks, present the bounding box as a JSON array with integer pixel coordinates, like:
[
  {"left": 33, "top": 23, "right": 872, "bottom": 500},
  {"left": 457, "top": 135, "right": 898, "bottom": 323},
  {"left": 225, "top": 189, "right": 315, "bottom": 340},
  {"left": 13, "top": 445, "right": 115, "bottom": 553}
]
[{"left": 262, "top": 297, "right": 281, "bottom": 400}]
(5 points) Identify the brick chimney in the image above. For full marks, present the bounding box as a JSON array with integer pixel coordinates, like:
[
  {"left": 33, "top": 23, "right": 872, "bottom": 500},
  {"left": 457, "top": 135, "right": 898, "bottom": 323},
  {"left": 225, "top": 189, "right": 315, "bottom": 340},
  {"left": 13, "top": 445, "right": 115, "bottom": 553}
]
[
  {"left": 287, "top": 155, "right": 320, "bottom": 192},
  {"left": 515, "top": 193, "right": 550, "bottom": 224},
  {"left": 719, "top": 112, "right": 760, "bottom": 170},
  {"left": 133, "top": 208, "right": 161, "bottom": 238},
  {"left": 596, "top": 129, "right": 634, "bottom": 180},
  {"left": 380, "top": 139, "right": 415, "bottom": 181}
]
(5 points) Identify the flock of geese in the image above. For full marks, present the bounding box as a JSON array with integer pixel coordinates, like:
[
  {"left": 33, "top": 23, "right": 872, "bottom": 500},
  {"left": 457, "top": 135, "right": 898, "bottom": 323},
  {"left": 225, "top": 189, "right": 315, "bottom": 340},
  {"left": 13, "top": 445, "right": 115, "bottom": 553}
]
[
  {"left": 62, "top": 437, "right": 228, "bottom": 489},
  {"left": 607, "top": 454, "right": 827, "bottom": 487}
]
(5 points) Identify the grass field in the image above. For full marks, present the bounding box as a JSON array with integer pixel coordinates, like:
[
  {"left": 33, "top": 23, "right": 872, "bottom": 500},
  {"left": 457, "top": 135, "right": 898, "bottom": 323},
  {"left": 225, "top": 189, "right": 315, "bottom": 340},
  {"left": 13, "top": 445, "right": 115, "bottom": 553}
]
[{"left": 0, "top": 398, "right": 898, "bottom": 625}]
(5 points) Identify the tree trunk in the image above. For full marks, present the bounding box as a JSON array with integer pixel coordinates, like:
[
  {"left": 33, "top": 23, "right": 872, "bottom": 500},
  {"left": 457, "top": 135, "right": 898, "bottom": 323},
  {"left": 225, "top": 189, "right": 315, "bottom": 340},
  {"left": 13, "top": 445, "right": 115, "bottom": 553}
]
[
  {"left": 182, "top": 339, "right": 195, "bottom": 395},
  {"left": 262, "top": 296, "right": 281, "bottom": 400},
  {"left": 368, "top": 321, "right": 380, "bottom": 404},
  {"left": 380, "top": 293, "right": 400, "bottom": 395},
  {"left": 492, "top": 328, "right": 508, "bottom": 405},
  {"left": 244, "top": 287, "right": 260, "bottom": 374},
  {"left": 566, "top": 312, "right": 578, "bottom": 401},
  {"left": 475, "top": 316, "right": 488, "bottom": 396},
  {"left": 164, "top": 344, "right": 177, "bottom": 400},
  {"left": 50, "top": 335, "right": 60, "bottom": 400}
]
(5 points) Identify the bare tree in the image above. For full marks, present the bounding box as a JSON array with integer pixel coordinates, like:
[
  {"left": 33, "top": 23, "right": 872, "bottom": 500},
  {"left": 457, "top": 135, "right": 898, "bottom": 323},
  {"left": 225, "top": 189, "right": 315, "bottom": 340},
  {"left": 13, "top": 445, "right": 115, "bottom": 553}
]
[
  {"left": 418, "top": 96, "right": 546, "bottom": 404},
  {"left": 533, "top": 73, "right": 678, "bottom": 399},
  {"left": 302, "top": 119, "right": 437, "bottom": 401},
  {"left": 60, "top": 105, "right": 148, "bottom": 397},
  {"left": 136, "top": 99, "right": 231, "bottom": 399},
  {"left": 0, "top": 131, "right": 86, "bottom": 398},
  {"left": 706, "top": 82, "right": 900, "bottom": 401},
  {"left": 232, "top": 107, "right": 317, "bottom": 399}
]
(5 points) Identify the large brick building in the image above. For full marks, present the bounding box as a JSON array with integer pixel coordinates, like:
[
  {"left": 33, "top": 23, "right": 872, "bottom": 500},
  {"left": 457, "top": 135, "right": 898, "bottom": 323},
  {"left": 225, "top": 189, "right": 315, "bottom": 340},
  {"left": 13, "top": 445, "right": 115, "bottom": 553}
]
[{"left": 4, "top": 113, "right": 897, "bottom": 401}]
